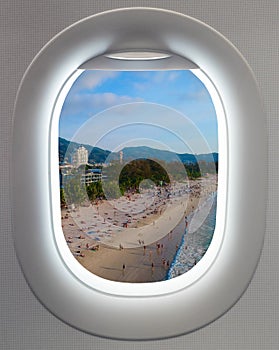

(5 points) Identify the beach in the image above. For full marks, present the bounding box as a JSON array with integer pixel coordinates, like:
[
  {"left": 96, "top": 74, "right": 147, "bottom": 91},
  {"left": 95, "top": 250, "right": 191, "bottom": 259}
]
[
  {"left": 168, "top": 193, "right": 217, "bottom": 279},
  {"left": 61, "top": 174, "right": 217, "bottom": 283}
]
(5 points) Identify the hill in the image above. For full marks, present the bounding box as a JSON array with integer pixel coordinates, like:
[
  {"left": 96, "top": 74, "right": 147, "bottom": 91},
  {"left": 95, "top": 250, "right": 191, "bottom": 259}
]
[
  {"left": 59, "top": 137, "right": 110, "bottom": 164},
  {"left": 59, "top": 137, "right": 218, "bottom": 165}
]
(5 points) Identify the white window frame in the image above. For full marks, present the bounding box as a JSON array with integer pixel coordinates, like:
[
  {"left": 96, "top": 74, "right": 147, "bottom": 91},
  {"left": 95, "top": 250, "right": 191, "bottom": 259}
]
[{"left": 13, "top": 8, "right": 266, "bottom": 340}]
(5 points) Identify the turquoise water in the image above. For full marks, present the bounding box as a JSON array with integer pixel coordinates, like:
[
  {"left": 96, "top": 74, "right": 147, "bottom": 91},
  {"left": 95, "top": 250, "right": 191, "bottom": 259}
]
[{"left": 167, "top": 194, "right": 217, "bottom": 279}]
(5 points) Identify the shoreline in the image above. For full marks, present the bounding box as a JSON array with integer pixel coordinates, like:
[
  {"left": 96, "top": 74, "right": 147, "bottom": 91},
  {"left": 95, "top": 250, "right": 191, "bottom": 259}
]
[
  {"left": 167, "top": 192, "right": 217, "bottom": 279},
  {"left": 61, "top": 175, "right": 217, "bottom": 282}
]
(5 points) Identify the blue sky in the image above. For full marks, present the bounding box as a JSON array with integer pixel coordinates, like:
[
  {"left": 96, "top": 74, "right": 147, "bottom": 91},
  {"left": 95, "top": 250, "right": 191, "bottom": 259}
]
[{"left": 59, "top": 70, "right": 218, "bottom": 154}]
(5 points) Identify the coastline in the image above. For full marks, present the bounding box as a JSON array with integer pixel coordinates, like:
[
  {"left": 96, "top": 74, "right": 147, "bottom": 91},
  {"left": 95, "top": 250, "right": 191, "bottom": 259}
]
[
  {"left": 167, "top": 192, "right": 217, "bottom": 279},
  {"left": 61, "top": 175, "right": 217, "bottom": 283}
]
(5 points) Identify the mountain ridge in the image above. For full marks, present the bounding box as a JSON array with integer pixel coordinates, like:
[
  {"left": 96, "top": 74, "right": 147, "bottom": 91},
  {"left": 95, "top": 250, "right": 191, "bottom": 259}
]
[{"left": 59, "top": 137, "right": 218, "bottom": 164}]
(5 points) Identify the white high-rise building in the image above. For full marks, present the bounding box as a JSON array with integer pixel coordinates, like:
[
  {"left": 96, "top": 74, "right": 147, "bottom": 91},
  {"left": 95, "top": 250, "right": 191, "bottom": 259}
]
[
  {"left": 119, "top": 150, "right": 123, "bottom": 164},
  {"left": 72, "top": 146, "right": 88, "bottom": 167}
]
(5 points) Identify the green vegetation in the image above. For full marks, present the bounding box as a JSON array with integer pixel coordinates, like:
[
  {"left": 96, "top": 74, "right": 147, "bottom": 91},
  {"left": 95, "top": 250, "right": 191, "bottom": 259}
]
[
  {"left": 86, "top": 181, "right": 104, "bottom": 201},
  {"left": 118, "top": 159, "right": 170, "bottom": 193},
  {"left": 60, "top": 158, "right": 218, "bottom": 207},
  {"left": 60, "top": 188, "right": 66, "bottom": 208},
  {"left": 185, "top": 163, "right": 201, "bottom": 179},
  {"left": 62, "top": 175, "right": 87, "bottom": 206},
  {"left": 102, "top": 180, "right": 122, "bottom": 199}
]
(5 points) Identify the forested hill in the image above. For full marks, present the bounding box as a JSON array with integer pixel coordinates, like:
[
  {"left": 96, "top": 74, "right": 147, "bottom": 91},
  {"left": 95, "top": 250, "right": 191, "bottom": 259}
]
[
  {"left": 59, "top": 137, "right": 110, "bottom": 164},
  {"left": 59, "top": 137, "right": 218, "bottom": 164}
]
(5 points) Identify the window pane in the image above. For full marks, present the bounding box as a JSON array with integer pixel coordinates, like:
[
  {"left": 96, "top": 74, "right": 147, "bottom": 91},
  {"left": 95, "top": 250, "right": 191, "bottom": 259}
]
[{"left": 59, "top": 70, "right": 218, "bottom": 283}]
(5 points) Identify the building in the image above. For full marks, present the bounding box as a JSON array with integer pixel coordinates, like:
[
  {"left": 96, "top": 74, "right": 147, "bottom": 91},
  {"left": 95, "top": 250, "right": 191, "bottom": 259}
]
[
  {"left": 119, "top": 150, "right": 123, "bottom": 164},
  {"left": 72, "top": 146, "right": 88, "bottom": 167},
  {"left": 81, "top": 168, "right": 102, "bottom": 185}
]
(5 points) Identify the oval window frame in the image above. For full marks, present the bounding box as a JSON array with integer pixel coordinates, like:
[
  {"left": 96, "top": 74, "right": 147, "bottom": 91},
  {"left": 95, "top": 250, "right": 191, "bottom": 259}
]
[
  {"left": 51, "top": 59, "right": 226, "bottom": 297},
  {"left": 13, "top": 8, "right": 266, "bottom": 340}
]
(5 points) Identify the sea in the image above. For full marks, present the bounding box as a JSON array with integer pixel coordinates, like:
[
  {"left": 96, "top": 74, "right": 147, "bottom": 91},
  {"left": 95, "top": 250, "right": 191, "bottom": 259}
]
[{"left": 167, "top": 193, "right": 217, "bottom": 280}]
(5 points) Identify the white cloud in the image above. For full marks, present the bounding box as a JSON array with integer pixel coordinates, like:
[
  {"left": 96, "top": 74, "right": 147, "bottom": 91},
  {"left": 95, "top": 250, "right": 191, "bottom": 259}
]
[
  {"left": 90, "top": 93, "right": 143, "bottom": 109},
  {"left": 62, "top": 92, "right": 144, "bottom": 117},
  {"left": 133, "top": 71, "right": 180, "bottom": 91},
  {"left": 73, "top": 71, "right": 119, "bottom": 91},
  {"left": 71, "top": 102, "right": 215, "bottom": 154},
  {"left": 168, "top": 71, "right": 180, "bottom": 81},
  {"left": 133, "top": 81, "right": 150, "bottom": 92}
]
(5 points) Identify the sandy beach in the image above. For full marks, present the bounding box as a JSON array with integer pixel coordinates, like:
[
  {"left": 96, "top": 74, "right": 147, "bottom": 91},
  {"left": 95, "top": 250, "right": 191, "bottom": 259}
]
[{"left": 61, "top": 174, "right": 217, "bottom": 282}]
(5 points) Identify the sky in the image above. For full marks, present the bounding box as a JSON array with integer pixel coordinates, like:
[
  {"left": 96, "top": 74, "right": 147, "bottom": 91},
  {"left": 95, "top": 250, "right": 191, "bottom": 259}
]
[{"left": 59, "top": 70, "right": 218, "bottom": 154}]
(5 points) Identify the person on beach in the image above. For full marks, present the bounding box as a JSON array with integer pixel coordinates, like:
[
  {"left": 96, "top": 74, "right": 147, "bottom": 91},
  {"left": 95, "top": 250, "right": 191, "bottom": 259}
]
[
  {"left": 151, "top": 262, "right": 154, "bottom": 275},
  {"left": 122, "top": 263, "right": 126, "bottom": 276}
]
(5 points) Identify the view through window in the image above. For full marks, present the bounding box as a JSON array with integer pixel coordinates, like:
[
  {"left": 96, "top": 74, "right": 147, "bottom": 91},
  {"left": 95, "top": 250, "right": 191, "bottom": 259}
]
[{"left": 59, "top": 70, "right": 218, "bottom": 283}]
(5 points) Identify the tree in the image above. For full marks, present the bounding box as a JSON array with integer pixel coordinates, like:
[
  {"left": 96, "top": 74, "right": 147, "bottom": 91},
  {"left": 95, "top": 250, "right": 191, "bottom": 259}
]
[
  {"left": 185, "top": 163, "right": 201, "bottom": 179},
  {"left": 86, "top": 181, "right": 104, "bottom": 201},
  {"left": 64, "top": 176, "right": 87, "bottom": 206},
  {"left": 102, "top": 180, "right": 121, "bottom": 200},
  {"left": 60, "top": 188, "right": 66, "bottom": 208},
  {"left": 118, "top": 159, "right": 170, "bottom": 193}
]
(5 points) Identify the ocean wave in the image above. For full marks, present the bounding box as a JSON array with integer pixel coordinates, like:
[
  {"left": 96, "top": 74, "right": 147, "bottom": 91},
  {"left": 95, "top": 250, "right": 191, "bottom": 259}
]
[{"left": 167, "top": 193, "right": 217, "bottom": 280}]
